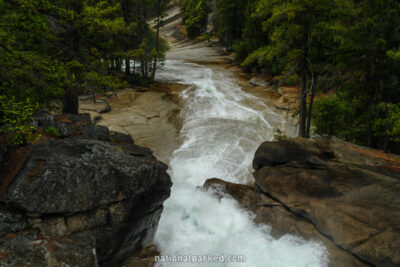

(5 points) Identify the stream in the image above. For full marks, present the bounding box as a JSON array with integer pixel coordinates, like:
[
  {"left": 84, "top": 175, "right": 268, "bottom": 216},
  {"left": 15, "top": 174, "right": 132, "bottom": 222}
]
[{"left": 154, "top": 60, "right": 328, "bottom": 266}]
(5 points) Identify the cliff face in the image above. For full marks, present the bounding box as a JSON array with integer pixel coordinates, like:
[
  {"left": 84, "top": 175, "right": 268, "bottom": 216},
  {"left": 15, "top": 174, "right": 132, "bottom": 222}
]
[
  {"left": 0, "top": 112, "right": 172, "bottom": 266},
  {"left": 205, "top": 136, "right": 400, "bottom": 267}
]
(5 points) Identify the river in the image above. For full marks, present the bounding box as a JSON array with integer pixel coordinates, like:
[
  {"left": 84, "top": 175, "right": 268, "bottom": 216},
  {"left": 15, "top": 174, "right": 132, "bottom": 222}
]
[{"left": 154, "top": 60, "right": 328, "bottom": 266}]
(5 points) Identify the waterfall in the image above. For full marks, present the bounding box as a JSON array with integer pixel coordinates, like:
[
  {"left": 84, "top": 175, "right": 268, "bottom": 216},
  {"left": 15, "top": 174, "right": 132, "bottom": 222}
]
[{"left": 155, "top": 60, "right": 328, "bottom": 266}]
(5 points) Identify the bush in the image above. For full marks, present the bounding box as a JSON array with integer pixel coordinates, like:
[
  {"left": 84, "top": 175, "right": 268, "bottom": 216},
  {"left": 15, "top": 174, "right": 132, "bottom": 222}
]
[
  {"left": 273, "top": 129, "right": 287, "bottom": 141},
  {"left": 44, "top": 127, "right": 61, "bottom": 138},
  {"left": 312, "top": 94, "right": 349, "bottom": 137},
  {"left": 276, "top": 74, "right": 300, "bottom": 86},
  {"left": 0, "top": 96, "right": 41, "bottom": 146}
]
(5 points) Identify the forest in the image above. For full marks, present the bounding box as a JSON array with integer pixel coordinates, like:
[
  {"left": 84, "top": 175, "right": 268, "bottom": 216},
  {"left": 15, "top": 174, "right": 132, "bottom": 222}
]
[
  {"left": 1, "top": 2, "right": 399, "bottom": 265},
  {"left": 0, "top": 0, "right": 170, "bottom": 144},
  {"left": 1, "top": 0, "right": 400, "bottom": 153},
  {"left": 180, "top": 0, "right": 400, "bottom": 153},
  {"left": 0, "top": 0, "right": 168, "bottom": 139}
]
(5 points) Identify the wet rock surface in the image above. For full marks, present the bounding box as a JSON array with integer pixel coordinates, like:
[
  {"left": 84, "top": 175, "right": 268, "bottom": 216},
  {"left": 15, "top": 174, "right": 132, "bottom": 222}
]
[
  {"left": 79, "top": 97, "right": 112, "bottom": 117},
  {"left": 204, "top": 136, "right": 400, "bottom": 267},
  {"left": 0, "top": 113, "right": 172, "bottom": 266},
  {"left": 94, "top": 86, "right": 184, "bottom": 164}
]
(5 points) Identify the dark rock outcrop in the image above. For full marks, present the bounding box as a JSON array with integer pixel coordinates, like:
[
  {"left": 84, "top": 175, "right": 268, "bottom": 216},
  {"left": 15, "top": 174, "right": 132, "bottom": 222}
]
[
  {"left": 205, "top": 136, "right": 400, "bottom": 267},
  {"left": 110, "top": 131, "right": 135, "bottom": 145},
  {"left": 33, "top": 111, "right": 112, "bottom": 141},
  {"left": 0, "top": 113, "right": 172, "bottom": 266}
]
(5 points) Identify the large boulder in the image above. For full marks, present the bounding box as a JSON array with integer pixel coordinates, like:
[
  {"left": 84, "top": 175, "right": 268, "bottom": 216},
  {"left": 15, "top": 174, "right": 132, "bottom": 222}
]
[
  {"left": 203, "top": 178, "right": 367, "bottom": 267},
  {"left": 0, "top": 132, "right": 171, "bottom": 266},
  {"left": 205, "top": 136, "right": 400, "bottom": 267}
]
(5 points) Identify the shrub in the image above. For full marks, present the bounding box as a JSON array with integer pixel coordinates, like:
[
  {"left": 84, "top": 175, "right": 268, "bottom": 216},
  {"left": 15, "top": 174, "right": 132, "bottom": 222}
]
[
  {"left": 0, "top": 96, "right": 41, "bottom": 146},
  {"left": 44, "top": 127, "right": 61, "bottom": 138},
  {"left": 312, "top": 94, "right": 349, "bottom": 137},
  {"left": 273, "top": 129, "right": 287, "bottom": 141}
]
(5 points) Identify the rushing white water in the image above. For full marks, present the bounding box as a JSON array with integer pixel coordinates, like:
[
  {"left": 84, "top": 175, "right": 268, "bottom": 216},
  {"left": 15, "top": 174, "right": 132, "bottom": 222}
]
[{"left": 155, "top": 60, "right": 328, "bottom": 267}]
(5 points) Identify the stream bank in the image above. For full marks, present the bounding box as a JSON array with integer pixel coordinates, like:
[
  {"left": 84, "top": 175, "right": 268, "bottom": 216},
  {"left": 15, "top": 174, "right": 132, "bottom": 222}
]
[
  {"left": 79, "top": 83, "right": 185, "bottom": 165},
  {"left": 82, "top": 5, "right": 300, "bottom": 165},
  {"left": 81, "top": 4, "right": 316, "bottom": 267}
]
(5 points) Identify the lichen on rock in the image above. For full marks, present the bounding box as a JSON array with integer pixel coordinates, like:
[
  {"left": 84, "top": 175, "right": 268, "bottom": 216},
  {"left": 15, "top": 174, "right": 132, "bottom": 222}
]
[{"left": 0, "top": 112, "right": 172, "bottom": 266}]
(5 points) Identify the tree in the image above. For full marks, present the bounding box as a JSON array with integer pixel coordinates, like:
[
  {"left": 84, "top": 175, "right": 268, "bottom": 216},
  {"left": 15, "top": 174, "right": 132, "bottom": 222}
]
[
  {"left": 213, "top": 0, "right": 248, "bottom": 45},
  {"left": 0, "top": 0, "right": 168, "bottom": 114},
  {"left": 180, "top": 0, "right": 210, "bottom": 38},
  {"left": 335, "top": 0, "right": 400, "bottom": 148},
  {"left": 210, "top": 0, "right": 400, "bottom": 152},
  {"left": 0, "top": 0, "right": 67, "bottom": 106},
  {"left": 255, "top": 0, "right": 338, "bottom": 137},
  {"left": 151, "top": 0, "right": 168, "bottom": 83},
  {"left": 0, "top": 96, "right": 40, "bottom": 146},
  {"left": 373, "top": 103, "right": 400, "bottom": 153}
]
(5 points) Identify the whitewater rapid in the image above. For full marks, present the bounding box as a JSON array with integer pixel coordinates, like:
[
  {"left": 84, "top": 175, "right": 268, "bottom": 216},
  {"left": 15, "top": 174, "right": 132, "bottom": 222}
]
[{"left": 154, "top": 60, "right": 328, "bottom": 266}]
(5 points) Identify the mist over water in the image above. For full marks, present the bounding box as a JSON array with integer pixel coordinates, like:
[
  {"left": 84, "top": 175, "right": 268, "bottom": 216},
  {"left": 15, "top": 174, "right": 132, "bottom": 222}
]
[{"left": 155, "top": 60, "right": 328, "bottom": 266}]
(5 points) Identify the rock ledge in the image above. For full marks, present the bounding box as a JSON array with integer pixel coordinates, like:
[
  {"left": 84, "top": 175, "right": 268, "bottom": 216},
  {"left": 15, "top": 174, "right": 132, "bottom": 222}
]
[
  {"left": 0, "top": 112, "right": 172, "bottom": 266},
  {"left": 205, "top": 136, "right": 400, "bottom": 267}
]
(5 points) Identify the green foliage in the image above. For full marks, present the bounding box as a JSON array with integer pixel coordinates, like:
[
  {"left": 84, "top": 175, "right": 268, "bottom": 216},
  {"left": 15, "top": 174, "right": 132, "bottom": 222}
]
[
  {"left": 273, "top": 129, "right": 287, "bottom": 141},
  {"left": 44, "top": 127, "right": 61, "bottom": 138},
  {"left": 109, "top": 136, "right": 116, "bottom": 143},
  {"left": 240, "top": 46, "right": 274, "bottom": 72},
  {"left": 0, "top": 96, "right": 40, "bottom": 146},
  {"left": 213, "top": 0, "right": 250, "bottom": 45},
  {"left": 212, "top": 0, "right": 400, "bottom": 151},
  {"left": 180, "top": 0, "right": 210, "bottom": 38},
  {"left": 0, "top": 1, "right": 67, "bottom": 106},
  {"left": 279, "top": 74, "right": 300, "bottom": 87},
  {"left": 373, "top": 103, "right": 400, "bottom": 142},
  {"left": 0, "top": 0, "right": 168, "bottom": 112},
  {"left": 232, "top": 0, "right": 267, "bottom": 63},
  {"left": 83, "top": 71, "right": 128, "bottom": 95},
  {"left": 201, "top": 32, "right": 212, "bottom": 42},
  {"left": 312, "top": 95, "right": 349, "bottom": 137}
]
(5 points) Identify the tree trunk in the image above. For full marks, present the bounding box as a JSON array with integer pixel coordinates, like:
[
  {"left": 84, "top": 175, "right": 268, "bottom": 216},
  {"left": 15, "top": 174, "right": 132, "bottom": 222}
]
[
  {"left": 298, "top": 32, "right": 309, "bottom": 138},
  {"left": 383, "top": 112, "right": 390, "bottom": 153},
  {"left": 125, "top": 59, "right": 130, "bottom": 76},
  {"left": 299, "top": 59, "right": 307, "bottom": 138},
  {"left": 306, "top": 82, "right": 315, "bottom": 138},
  {"left": 63, "top": 87, "right": 79, "bottom": 114},
  {"left": 144, "top": 60, "right": 148, "bottom": 80},
  {"left": 367, "top": 125, "right": 374, "bottom": 148},
  {"left": 151, "top": 1, "right": 162, "bottom": 83},
  {"left": 306, "top": 74, "right": 317, "bottom": 138},
  {"left": 116, "top": 59, "right": 122, "bottom": 72},
  {"left": 141, "top": 59, "right": 145, "bottom": 79},
  {"left": 62, "top": 2, "right": 82, "bottom": 114},
  {"left": 368, "top": 79, "right": 379, "bottom": 148},
  {"left": 383, "top": 126, "right": 390, "bottom": 153}
]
